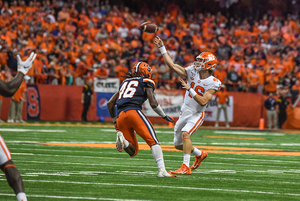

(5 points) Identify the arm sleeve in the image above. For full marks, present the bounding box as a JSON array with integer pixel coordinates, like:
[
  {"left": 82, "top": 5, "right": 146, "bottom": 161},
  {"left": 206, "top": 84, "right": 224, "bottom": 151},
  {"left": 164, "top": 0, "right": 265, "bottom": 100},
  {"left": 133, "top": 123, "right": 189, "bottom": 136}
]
[
  {"left": 184, "top": 65, "right": 194, "bottom": 78},
  {"left": 211, "top": 78, "right": 222, "bottom": 91}
]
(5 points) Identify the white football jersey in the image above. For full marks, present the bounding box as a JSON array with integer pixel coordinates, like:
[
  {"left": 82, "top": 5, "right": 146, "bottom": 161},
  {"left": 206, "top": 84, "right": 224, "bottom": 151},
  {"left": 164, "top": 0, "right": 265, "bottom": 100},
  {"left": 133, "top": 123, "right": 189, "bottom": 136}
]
[{"left": 183, "top": 65, "right": 222, "bottom": 112}]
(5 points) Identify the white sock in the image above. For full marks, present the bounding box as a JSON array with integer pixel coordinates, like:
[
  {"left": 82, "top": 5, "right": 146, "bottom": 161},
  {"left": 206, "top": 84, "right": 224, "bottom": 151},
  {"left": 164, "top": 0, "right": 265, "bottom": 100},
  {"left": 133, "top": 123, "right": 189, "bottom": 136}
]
[
  {"left": 151, "top": 144, "right": 165, "bottom": 171},
  {"left": 16, "top": 192, "right": 27, "bottom": 201},
  {"left": 183, "top": 154, "right": 191, "bottom": 166},
  {"left": 192, "top": 147, "right": 202, "bottom": 156},
  {"left": 124, "top": 140, "right": 129, "bottom": 148}
]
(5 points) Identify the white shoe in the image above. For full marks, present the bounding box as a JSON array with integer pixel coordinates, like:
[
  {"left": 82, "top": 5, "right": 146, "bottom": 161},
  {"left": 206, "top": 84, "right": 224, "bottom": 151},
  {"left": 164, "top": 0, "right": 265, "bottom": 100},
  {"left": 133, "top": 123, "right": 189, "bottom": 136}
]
[
  {"left": 158, "top": 169, "right": 176, "bottom": 177},
  {"left": 15, "top": 120, "right": 20, "bottom": 123},
  {"left": 116, "top": 131, "right": 125, "bottom": 152},
  {"left": 20, "top": 120, "right": 26, "bottom": 123},
  {"left": 226, "top": 124, "right": 230, "bottom": 128},
  {"left": 0, "top": 119, "right": 3, "bottom": 123},
  {"left": 7, "top": 119, "right": 13, "bottom": 123},
  {"left": 214, "top": 123, "right": 218, "bottom": 127}
]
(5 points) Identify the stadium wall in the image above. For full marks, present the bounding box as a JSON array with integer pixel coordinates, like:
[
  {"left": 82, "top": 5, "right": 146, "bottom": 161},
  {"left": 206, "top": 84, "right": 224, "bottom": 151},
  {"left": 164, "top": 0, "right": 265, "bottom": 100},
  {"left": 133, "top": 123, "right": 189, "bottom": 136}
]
[{"left": 0, "top": 84, "right": 298, "bottom": 128}]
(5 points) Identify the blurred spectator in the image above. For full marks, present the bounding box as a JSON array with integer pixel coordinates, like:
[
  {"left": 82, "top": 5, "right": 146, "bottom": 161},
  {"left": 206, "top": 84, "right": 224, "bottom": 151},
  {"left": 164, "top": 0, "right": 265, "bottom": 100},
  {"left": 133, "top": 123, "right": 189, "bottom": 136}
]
[
  {"left": 0, "top": 0, "right": 299, "bottom": 97},
  {"left": 7, "top": 77, "right": 27, "bottom": 123},
  {"left": 81, "top": 78, "right": 93, "bottom": 122},
  {"left": 114, "top": 59, "right": 128, "bottom": 83},
  {"left": 225, "top": 66, "right": 239, "bottom": 91},
  {"left": 158, "top": 63, "right": 170, "bottom": 88},
  {"left": 291, "top": 80, "right": 300, "bottom": 103},
  {"left": 214, "top": 64, "right": 227, "bottom": 84},
  {"left": 214, "top": 85, "right": 229, "bottom": 127},
  {"left": 94, "top": 63, "right": 109, "bottom": 79},
  {"left": 247, "top": 67, "right": 260, "bottom": 93},
  {"left": 265, "top": 69, "right": 278, "bottom": 95},
  {"left": 74, "top": 57, "right": 93, "bottom": 86},
  {"left": 264, "top": 93, "right": 278, "bottom": 129},
  {"left": 277, "top": 89, "right": 290, "bottom": 129}
]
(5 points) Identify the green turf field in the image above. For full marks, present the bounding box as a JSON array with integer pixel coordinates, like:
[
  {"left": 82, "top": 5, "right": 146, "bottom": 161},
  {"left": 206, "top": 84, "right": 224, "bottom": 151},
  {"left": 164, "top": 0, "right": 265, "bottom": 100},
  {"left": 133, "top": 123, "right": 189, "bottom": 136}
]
[{"left": 0, "top": 123, "right": 300, "bottom": 201}]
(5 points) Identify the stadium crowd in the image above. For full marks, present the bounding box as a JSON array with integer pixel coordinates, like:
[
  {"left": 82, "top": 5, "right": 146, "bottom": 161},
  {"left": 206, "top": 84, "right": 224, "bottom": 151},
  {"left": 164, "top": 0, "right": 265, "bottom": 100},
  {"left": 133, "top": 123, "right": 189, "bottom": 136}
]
[{"left": 0, "top": 0, "right": 300, "bottom": 100}]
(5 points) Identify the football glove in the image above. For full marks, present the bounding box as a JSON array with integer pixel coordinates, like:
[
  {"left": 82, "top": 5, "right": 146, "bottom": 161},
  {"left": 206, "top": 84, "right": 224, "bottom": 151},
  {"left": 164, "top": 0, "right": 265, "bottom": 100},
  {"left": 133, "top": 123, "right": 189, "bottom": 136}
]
[
  {"left": 17, "top": 52, "right": 37, "bottom": 75},
  {"left": 163, "top": 115, "right": 175, "bottom": 123}
]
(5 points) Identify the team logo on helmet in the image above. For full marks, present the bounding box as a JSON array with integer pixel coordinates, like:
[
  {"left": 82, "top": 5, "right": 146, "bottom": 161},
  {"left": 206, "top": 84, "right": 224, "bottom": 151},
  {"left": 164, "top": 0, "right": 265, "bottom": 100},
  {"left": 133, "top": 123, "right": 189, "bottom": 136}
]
[
  {"left": 132, "top": 62, "right": 152, "bottom": 78},
  {"left": 194, "top": 52, "right": 218, "bottom": 71}
]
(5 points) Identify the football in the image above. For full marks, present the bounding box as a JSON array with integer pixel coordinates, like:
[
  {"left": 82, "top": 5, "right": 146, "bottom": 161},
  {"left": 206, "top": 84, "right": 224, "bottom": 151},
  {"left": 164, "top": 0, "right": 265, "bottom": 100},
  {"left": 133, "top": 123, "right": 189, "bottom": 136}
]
[{"left": 140, "top": 22, "right": 159, "bottom": 33}]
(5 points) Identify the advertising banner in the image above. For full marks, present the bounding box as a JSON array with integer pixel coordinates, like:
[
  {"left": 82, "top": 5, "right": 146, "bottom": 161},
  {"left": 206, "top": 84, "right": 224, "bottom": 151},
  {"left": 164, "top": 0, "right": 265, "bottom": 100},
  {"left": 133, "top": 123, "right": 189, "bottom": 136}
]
[
  {"left": 142, "top": 90, "right": 184, "bottom": 117},
  {"left": 94, "top": 78, "right": 120, "bottom": 93},
  {"left": 95, "top": 78, "right": 120, "bottom": 117},
  {"left": 26, "top": 84, "right": 41, "bottom": 120}
]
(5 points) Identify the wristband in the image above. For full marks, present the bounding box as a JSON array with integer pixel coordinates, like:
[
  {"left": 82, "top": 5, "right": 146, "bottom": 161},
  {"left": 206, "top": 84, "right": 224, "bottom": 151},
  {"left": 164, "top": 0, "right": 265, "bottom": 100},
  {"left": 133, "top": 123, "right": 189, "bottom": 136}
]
[
  {"left": 159, "top": 45, "right": 167, "bottom": 55},
  {"left": 189, "top": 88, "right": 197, "bottom": 98},
  {"left": 153, "top": 105, "right": 166, "bottom": 117}
]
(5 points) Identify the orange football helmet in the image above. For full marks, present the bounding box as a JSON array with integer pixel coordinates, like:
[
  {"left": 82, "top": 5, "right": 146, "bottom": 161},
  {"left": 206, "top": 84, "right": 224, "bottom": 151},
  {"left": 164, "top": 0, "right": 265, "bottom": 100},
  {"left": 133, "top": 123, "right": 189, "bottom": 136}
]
[
  {"left": 194, "top": 52, "right": 218, "bottom": 71},
  {"left": 132, "top": 62, "right": 152, "bottom": 79}
]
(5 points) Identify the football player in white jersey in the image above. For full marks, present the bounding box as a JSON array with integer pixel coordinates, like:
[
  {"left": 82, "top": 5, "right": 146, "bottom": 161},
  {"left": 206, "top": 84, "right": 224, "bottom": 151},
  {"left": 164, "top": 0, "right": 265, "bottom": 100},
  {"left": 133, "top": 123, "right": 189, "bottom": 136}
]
[
  {"left": 154, "top": 36, "right": 221, "bottom": 175},
  {"left": 0, "top": 52, "right": 36, "bottom": 201}
]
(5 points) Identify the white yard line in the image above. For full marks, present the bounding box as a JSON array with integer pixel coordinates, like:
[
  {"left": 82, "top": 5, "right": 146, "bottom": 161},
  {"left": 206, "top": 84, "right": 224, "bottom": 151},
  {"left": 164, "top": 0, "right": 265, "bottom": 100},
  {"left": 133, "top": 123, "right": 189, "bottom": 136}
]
[
  {"left": 214, "top": 131, "right": 285, "bottom": 136},
  {"left": 0, "top": 128, "right": 66, "bottom": 132},
  {"left": 0, "top": 193, "right": 151, "bottom": 201},
  {"left": 210, "top": 142, "right": 277, "bottom": 146},
  {"left": 280, "top": 143, "right": 300, "bottom": 146},
  {"left": 100, "top": 128, "right": 174, "bottom": 134},
  {"left": 0, "top": 179, "right": 299, "bottom": 197}
]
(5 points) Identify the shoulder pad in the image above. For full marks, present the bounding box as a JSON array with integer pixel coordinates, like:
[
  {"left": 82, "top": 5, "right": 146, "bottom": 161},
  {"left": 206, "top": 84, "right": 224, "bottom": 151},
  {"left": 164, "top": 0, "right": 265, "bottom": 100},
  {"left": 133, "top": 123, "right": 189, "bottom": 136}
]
[{"left": 142, "top": 78, "right": 155, "bottom": 90}]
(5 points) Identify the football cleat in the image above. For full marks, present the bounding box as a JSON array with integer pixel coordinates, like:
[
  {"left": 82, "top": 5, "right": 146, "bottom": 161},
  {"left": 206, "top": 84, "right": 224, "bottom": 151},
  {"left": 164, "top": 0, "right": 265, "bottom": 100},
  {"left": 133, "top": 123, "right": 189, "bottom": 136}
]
[
  {"left": 157, "top": 170, "right": 176, "bottom": 177},
  {"left": 190, "top": 151, "right": 208, "bottom": 170},
  {"left": 116, "top": 131, "right": 125, "bottom": 152},
  {"left": 171, "top": 163, "right": 192, "bottom": 175}
]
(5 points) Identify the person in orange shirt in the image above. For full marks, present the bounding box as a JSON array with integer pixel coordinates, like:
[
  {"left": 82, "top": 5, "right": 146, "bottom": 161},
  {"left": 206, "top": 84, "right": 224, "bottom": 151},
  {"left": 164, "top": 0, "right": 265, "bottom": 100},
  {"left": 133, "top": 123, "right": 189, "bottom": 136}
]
[
  {"left": 291, "top": 80, "right": 300, "bottom": 103},
  {"left": 247, "top": 67, "right": 260, "bottom": 93},
  {"left": 214, "top": 85, "right": 230, "bottom": 127},
  {"left": 94, "top": 64, "right": 109, "bottom": 79},
  {"left": 7, "top": 78, "right": 27, "bottom": 123},
  {"left": 16, "top": 77, "right": 28, "bottom": 123},
  {"left": 114, "top": 59, "right": 128, "bottom": 83},
  {"left": 213, "top": 64, "right": 227, "bottom": 84},
  {"left": 265, "top": 69, "right": 279, "bottom": 94},
  {"left": 256, "top": 65, "right": 265, "bottom": 94},
  {"left": 73, "top": 57, "right": 93, "bottom": 86}
]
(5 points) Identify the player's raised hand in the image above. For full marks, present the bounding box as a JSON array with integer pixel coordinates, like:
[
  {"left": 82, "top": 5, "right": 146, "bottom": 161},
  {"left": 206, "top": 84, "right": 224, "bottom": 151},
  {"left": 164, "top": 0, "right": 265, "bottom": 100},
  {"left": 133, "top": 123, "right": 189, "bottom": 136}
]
[
  {"left": 179, "top": 77, "right": 190, "bottom": 91},
  {"left": 154, "top": 36, "right": 164, "bottom": 48},
  {"left": 17, "top": 52, "right": 37, "bottom": 75},
  {"left": 163, "top": 115, "right": 175, "bottom": 123}
]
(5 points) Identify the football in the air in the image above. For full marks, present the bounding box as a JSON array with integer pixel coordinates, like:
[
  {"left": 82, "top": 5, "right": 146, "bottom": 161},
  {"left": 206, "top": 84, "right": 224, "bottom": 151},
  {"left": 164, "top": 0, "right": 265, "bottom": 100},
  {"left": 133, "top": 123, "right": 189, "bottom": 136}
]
[{"left": 140, "top": 22, "right": 159, "bottom": 33}]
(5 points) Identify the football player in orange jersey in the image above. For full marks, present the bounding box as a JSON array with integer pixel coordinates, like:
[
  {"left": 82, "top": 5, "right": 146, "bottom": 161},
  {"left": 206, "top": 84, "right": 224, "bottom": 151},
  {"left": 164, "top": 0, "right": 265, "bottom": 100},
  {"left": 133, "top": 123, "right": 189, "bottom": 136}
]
[
  {"left": 155, "top": 36, "right": 221, "bottom": 175},
  {"left": 107, "top": 62, "right": 176, "bottom": 177},
  {"left": 0, "top": 52, "right": 36, "bottom": 201}
]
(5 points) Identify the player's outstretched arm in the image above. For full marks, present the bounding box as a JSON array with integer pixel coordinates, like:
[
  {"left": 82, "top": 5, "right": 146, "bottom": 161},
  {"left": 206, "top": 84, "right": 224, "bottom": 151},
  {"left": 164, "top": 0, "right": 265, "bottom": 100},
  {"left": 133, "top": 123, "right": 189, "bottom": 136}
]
[
  {"left": 180, "top": 77, "right": 216, "bottom": 106},
  {"left": 154, "top": 36, "right": 187, "bottom": 78},
  {"left": 145, "top": 87, "right": 174, "bottom": 123},
  {"left": 0, "top": 52, "right": 36, "bottom": 97}
]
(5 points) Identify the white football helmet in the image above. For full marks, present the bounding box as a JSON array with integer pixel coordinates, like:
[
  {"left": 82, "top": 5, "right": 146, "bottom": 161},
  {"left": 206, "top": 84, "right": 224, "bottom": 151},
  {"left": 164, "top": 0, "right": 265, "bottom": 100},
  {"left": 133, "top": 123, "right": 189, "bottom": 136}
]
[{"left": 194, "top": 52, "right": 218, "bottom": 72}]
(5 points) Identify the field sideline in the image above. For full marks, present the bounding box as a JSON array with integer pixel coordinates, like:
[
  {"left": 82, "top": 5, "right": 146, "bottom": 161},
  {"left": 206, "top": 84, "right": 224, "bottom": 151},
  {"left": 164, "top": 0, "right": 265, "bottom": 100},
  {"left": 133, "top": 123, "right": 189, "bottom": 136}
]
[{"left": 0, "top": 123, "right": 299, "bottom": 201}]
